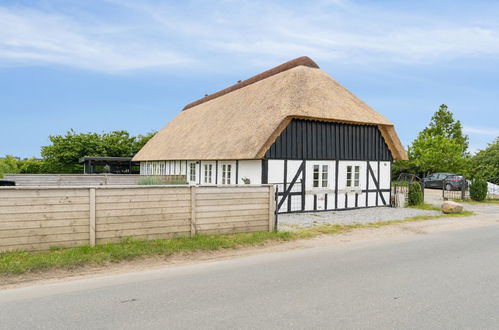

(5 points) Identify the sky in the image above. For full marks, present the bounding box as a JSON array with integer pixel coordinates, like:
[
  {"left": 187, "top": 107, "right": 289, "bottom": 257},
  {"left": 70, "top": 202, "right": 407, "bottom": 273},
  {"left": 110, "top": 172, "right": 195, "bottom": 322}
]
[{"left": 1, "top": 0, "right": 498, "bottom": 158}]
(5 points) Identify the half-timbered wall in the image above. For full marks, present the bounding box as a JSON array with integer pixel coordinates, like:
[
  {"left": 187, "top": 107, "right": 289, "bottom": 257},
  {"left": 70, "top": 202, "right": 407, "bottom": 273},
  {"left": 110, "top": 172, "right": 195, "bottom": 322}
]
[{"left": 269, "top": 160, "right": 391, "bottom": 213}]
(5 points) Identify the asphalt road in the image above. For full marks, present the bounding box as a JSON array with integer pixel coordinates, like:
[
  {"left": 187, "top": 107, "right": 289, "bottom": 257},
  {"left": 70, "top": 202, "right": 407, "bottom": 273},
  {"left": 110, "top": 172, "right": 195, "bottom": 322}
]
[{"left": 2, "top": 224, "right": 499, "bottom": 330}]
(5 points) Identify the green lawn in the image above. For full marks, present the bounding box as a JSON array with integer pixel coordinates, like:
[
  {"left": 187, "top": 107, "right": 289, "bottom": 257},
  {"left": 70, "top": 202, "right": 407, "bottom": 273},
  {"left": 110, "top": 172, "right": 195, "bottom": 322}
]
[{"left": 0, "top": 210, "right": 473, "bottom": 276}]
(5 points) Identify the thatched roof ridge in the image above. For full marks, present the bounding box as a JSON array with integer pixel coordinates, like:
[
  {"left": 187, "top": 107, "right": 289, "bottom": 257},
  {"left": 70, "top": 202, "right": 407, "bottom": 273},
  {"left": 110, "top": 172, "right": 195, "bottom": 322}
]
[
  {"left": 183, "top": 56, "right": 319, "bottom": 110},
  {"left": 134, "top": 58, "right": 408, "bottom": 161}
]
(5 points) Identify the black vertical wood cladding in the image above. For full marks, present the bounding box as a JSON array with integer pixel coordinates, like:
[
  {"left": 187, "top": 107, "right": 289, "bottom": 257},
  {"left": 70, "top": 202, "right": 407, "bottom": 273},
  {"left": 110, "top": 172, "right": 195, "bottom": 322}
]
[{"left": 265, "top": 119, "right": 392, "bottom": 161}]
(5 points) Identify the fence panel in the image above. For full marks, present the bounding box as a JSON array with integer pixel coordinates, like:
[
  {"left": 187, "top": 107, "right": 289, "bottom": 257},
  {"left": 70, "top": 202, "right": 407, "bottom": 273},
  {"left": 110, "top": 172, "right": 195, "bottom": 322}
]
[
  {"left": 0, "top": 188, "right": 90, "bottom": 252},
  {"left": 0, "top": 185, "right": 275, "bottom": 252}
]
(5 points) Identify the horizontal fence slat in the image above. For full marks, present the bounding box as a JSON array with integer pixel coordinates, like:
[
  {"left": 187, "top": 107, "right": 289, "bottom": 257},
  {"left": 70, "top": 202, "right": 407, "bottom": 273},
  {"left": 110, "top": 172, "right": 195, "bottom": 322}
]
[
  {"left": 0, "top": 189, "right": 89, "bottom": 198},
  {"left": 96, "top": 207, "right": 191, "bottom": 218},
  {"left": 0, "top": 225, "right": 89, "bottom": 239},
  {"left": 0, "top": 240, "right": 90, "bottom": 253},
  {"left": 0, "top": 196, "right": 89, "bottom": 206},
  {"left": 97, "top": 212, "right": 191, "bottom": 224},
  {"left": 196, "top": 220, "right": 269, "bottom": 231},
  {"left": 95, "top": 200, "right": 191, "bottom": 211},
  {"left": 195, "top": 208, "right": 269, "bottom": 219},
  {"left": 96, "top": 220, "right": 190, "bottom": 232},
  {"left": 0, "top": 218, "right": 89, "bottom": 230},
  {"left": 0, "top": 232, "right": 89, "bottom": 247},
  {"left": 96, "top": 226, "right": 191, "bottom": 239},
  {"left": 96, "top": 194, "right": 190, "bottom": 204},
  {"left": 0, "top": 203, "right": 89, "bottom": 215},
  {"left": 96, "top": 232, "right": 190, "bottom": 245},
  {"left": 0, "top": 211, "right": 89, "bottom": 222},
  {"left": 195, "top": 198, "right": 269, "bottom": 206},
  {"left": 196, "top": 214, "right": 269, "bottom": 224},
  {"left": 196, "top": 204, "right": 269, "bottom": 212},
  {"left": 198, "top": 225, "right": 269, "bottom": 235}
]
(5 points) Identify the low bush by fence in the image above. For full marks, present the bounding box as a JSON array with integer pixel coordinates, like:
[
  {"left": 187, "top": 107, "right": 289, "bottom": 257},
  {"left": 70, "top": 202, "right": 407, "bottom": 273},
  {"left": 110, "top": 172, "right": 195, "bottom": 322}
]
[
  {"left": 0, "top": 185, "right": 275, "bottom": 252},
  {"left": 3, "top": 174, "right": 186, "bottom": 186}
]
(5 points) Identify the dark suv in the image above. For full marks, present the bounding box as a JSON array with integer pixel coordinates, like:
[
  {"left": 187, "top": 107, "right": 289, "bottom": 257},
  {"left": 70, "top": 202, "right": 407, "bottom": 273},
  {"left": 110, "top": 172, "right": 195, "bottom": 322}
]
[{"left": 423, "top": 173, "right": 468, "bottom": 191}]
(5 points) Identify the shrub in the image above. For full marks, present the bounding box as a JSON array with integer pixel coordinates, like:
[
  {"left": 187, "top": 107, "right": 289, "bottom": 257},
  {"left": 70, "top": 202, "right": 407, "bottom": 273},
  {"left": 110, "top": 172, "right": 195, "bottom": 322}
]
[
  {"left": 138, "top": 176, "right": 163, "bottom": 185},
  {"left": 408, "top": 182, "right": 424, "bottom": 206},
  {"left": 470, "top": 178, "right": 488, "bottom": 201}
]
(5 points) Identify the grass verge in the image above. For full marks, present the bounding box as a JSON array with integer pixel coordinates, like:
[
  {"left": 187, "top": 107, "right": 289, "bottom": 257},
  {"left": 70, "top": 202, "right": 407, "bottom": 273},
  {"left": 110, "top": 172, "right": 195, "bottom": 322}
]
[
  {"left": 0, "top": 211, "right": 474, "bottom": 276},
  {"left": 454, "top": 199, "right": 499, "bottom": 205}
]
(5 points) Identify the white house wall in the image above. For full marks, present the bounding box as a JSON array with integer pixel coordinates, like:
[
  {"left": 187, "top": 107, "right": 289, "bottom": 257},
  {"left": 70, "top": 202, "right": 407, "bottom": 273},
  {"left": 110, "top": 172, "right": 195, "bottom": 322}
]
[
  {"left": 238, "top": 160, "right": 262, "bottom": 185},
  {"left": 140, "top": 160, "right": 262, "bottom": 186}
]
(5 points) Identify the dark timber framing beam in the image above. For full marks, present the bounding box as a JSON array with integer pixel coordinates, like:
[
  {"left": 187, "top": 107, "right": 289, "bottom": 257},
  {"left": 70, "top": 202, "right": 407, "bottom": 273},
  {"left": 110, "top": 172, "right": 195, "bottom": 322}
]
[{"left": 367, "top": 162, "right": 387, "bottom": 205}]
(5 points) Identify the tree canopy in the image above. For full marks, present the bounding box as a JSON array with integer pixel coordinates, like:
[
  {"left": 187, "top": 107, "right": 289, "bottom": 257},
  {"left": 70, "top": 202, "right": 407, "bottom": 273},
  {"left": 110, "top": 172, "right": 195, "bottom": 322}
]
[
  {"left": 394, "top": 104, "right": 470, "bottom": 178},
  {"left": 0, "top": 130, "right": 156, "bottom": 176},
  {"left": 471, "top": 137, "right": 499, "bottom": 182},
  {"left": 40, "top": 130, "right": 156, "bottom": 173}
]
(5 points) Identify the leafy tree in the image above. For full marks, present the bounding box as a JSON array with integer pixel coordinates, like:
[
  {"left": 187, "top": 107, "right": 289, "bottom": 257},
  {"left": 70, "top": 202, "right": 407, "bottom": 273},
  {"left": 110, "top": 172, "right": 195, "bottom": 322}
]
[
  {"left": 403, "top": 104, "right": 469, "bottom": 177},
  {"left": 0, "top": 155, "right": 20, "bottom": 178},
  {"left": 471, "top": 137, "right": 499, "bottom": 182},
  {"left": 40, "top": 129, "right": 156, "bottom": 173},
  {"left": 18, "top": 158, "right": 47, "bottom": 174},
  {"left": 132, "top": 132, "right": 157, "bottom": 154}
]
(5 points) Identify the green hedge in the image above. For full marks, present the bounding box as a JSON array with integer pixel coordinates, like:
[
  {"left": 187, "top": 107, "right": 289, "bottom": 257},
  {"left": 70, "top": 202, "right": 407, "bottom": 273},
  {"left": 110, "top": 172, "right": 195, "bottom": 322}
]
[
  {"left": 408, "top": 182, "right": 424, "bottom": 206},
  {"left": 470, "top": 178, "right": 488, "bottom": 201}
]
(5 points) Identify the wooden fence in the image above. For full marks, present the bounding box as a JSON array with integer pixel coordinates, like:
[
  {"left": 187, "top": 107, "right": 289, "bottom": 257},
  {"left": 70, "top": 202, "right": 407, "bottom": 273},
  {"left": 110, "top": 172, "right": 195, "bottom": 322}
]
[
  {"left": 0, "top": 185, "right": 275, "bottom": 252},
  {"left": 3, "top": 174, "right": 185, "bottom": 186}
]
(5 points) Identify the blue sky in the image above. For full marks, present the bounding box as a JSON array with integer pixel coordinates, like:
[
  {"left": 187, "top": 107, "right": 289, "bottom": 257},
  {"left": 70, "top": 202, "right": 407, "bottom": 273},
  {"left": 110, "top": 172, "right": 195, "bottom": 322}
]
[{"left": 1, "top": 0, "right": 498, "bottom": 158}]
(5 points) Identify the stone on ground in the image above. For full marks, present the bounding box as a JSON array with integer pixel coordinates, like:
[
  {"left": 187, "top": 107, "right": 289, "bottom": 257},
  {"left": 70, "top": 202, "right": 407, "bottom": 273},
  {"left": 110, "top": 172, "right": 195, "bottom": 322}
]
[{"left": 442, "top": 201, "right": 464, "bottom": 214}]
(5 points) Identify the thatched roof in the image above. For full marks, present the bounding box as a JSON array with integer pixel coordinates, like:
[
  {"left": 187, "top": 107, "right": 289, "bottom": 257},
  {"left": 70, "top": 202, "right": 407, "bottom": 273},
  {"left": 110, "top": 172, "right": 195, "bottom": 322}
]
[{"left": 133, "top": 57, "right": 408, "bottom": 161}]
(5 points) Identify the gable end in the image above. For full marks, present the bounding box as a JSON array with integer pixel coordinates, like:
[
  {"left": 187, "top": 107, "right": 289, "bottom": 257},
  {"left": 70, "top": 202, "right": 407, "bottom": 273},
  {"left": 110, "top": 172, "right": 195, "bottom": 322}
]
[{"left": 265, "top": 119, "right": 393, "bottom": 161}]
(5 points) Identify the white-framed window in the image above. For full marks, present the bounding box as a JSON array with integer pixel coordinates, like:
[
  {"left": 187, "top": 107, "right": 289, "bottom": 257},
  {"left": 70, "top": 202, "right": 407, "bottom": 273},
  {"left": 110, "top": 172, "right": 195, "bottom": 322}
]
[
  {"left": 313, "top": 164, "right": 329, "bottom": 188},
  {"left": 189, "top": 163, "right": 197, "bottom": 182},
  {"left": 346, "top": 165, "right": 360, "bottom": 188},
  {"left": 222, "top": 164, "right": 232, "bottom": 184},
  {"left": 204, "top": 164, "right": 213, "bottom": 184}
]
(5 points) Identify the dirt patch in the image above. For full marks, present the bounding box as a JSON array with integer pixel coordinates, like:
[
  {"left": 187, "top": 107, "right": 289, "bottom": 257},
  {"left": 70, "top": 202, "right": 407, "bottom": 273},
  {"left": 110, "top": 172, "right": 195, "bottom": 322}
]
[{"left": 1, "top": 213, "right": 498, "bottom": 289}]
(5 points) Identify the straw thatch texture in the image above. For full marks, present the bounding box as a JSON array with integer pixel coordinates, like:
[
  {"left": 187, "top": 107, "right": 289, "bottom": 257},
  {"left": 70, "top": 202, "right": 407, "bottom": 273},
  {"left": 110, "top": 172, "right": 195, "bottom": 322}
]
[{"left": 133, "top": 59, "right": 408, "bottom": 161}]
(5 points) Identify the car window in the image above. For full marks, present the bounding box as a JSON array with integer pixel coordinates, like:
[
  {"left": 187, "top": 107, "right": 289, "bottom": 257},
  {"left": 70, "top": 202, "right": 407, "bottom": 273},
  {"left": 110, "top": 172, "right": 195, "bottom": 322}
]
[{"left": 437, "top": 174, "right": 448, "bottom": 179}]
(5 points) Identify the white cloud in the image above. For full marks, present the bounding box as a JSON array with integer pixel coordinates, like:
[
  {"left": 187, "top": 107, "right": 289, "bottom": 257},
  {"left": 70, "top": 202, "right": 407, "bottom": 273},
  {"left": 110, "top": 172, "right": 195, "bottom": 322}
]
[
  {"left": 2, "top": 1, "right": 499, "bottom": 72},
  {"left": 0, "top": 7, "right": 190, "bottom": 72},
  {"left": 464, "top": 126, "right": 499, "bottom": 137}
]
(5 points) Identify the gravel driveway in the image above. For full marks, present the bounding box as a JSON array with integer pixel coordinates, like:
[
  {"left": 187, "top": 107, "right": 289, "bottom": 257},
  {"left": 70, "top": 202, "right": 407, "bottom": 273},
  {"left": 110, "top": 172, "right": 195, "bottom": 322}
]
[{"left": 278, "top": 206, "right": 441, "bottom": 229}]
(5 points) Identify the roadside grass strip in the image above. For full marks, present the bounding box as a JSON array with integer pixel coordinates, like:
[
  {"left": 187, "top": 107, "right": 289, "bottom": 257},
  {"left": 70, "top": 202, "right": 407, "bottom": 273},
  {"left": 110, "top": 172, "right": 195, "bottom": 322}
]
[
  {"left": 0, "top": 210, "right": 474, "bottom": 276},
  {"left": 454, "top": 199, "right": 499, "bottom": 205}
]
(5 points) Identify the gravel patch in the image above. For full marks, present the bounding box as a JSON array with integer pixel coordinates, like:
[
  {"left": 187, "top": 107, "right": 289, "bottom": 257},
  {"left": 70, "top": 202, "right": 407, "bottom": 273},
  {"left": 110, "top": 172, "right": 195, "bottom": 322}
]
[{"left": 278, "top": 207, "right": 441, "bottom": 230}]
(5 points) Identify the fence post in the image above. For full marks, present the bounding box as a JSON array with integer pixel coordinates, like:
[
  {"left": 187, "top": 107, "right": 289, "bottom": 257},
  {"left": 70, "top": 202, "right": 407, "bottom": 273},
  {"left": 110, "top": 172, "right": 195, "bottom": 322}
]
[
  {"left": 268, "top": 185, "right": 275, "bottom": 232},
  {"left": 421, "top": 180, "right": 425, "bottom": 202},
  {"left": 461, "top": 180, "right": 466, "bottom": 200},
  {"left": 89, "top": 188, "right": 96, "bottom": 247},
  {"left": 190, "top": 186, "right": 197, "bottom": 237}
]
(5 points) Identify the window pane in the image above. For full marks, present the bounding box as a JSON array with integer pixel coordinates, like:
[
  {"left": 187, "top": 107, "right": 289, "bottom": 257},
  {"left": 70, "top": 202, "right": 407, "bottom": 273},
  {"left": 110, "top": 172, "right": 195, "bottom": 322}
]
[
  {"left": 354, "top": 179, "right": 360, "bottom": 187},
  {"left": 313, "top": 165, "right": 319, "bottom": 187},
  {"left": 321, "top": 165, "right": 328, "bottom": 187}
]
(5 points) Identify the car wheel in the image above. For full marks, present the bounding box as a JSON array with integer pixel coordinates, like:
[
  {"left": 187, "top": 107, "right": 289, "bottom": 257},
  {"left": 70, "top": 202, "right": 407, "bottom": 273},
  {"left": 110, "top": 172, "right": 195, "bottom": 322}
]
[{"left": 445, "top": 184, "right": 452, "bottom": 191}]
